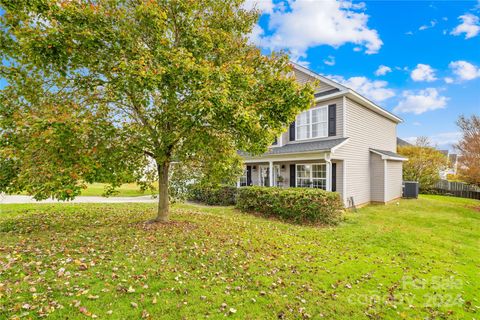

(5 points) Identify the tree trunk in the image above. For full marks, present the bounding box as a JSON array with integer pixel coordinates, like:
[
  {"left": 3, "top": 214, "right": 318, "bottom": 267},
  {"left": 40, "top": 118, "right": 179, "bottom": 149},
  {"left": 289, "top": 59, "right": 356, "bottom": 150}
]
[{"left": 155, "top": 161, "right": 170, "bottom": 222}]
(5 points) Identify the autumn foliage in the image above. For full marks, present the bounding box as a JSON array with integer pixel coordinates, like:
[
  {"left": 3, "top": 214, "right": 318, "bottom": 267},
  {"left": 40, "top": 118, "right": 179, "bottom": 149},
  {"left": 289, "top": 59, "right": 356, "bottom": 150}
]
[
  {"left": 398, "top": 141, "right": 448, "bottom": 191},
  {"left": 455, "top": 115, "right": 480, "bottom": 187}
]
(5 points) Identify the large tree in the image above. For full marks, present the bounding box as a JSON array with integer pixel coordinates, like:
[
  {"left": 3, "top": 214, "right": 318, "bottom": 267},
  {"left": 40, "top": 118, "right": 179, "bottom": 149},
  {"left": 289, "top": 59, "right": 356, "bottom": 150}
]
[
  {"left": 455, "top": 115, "right": 480, "bottom": 186},
  {"left": 0, "top": 0, "right": 313, "bottom": 222},
  {"left": 398, "top": 137, "right": 448, "bottom": 191}
]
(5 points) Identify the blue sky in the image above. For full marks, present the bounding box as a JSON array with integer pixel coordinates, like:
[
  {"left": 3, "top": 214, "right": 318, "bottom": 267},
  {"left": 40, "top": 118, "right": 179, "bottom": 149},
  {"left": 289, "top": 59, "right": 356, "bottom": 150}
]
[{"left": 249, "top": 0, "right": 480, "bottom": 150}]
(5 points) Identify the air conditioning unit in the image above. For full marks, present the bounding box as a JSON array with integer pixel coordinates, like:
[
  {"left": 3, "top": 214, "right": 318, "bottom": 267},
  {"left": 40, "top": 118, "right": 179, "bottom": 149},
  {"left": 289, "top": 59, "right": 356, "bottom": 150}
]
[{"left": 403, "top": 181, "right": 419, "bottom": 199}]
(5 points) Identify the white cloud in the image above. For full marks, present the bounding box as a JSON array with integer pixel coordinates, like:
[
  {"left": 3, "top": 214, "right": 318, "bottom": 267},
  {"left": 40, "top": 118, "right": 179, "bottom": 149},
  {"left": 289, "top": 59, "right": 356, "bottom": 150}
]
[
  {"left": 444, "top": 77, "right": 454, "bottom": 84},
  {"left": 242, "top": 0, "right": 274, "bottom": 14},
  {"left": 419, "top": 20, "right": 437, "bottom": 31},
  {"left": 253, "top": 0, "right": 383, "bottom": 60},
  {"left": 413, "top": 121, "right": 421, "bottom": 126},
  {"left": 403, "top": 132, "right": 461, "bottom": 149},
  {"left": 248, "top": 24, "right": 265, "bottom": 45},
  {"left": 410, "top": 64, "right": 437, "bottom": 82},
  {"left": 393, "top": 88, "right": 448, "bottom": 115},
  {"left": 405, "top": 31, "right": 414, "bottom": 35},
  {"left": 323, "top": 55, "right": 336, "bottom": 66},
  {"left": 449, "top": 60, "right": 480, "bottom": 81},
  {"left": 451, "top": 13, "right": 480, "bottom": 39},
  {"left": 375, "top": 65, "right": 392, "bottom": 76},
  {"left": 329, "top": 75, "right": 395, "bottom": 102}
]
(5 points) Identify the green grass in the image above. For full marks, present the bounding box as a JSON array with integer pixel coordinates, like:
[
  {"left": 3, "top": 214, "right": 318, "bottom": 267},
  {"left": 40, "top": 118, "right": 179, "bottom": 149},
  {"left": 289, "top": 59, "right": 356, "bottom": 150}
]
[
  {"left": 0, "top": 195, "right": 478, "bottom": 319},
  {"left": 79, "top": 183, "right": 149, "bottom": 197}
]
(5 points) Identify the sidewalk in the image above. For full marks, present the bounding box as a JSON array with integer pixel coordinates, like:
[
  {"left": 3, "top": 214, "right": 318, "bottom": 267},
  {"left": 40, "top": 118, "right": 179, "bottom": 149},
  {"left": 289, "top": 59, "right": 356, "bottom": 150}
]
[{"left": 0, "top": 195, "right": 157, "bottom": 204}]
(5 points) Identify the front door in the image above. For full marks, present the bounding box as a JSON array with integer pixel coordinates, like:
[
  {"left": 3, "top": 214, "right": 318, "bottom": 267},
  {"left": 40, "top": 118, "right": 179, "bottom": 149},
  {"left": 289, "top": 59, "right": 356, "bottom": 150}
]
[{"left": 259, "top": 165, "right": 280, "bottom": 187}]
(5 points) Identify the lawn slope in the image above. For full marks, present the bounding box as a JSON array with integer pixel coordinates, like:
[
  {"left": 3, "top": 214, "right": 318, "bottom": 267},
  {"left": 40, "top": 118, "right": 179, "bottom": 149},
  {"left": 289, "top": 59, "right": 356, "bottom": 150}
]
[{"left": 0, "top": 195, "right": 478, "bottom": 319}]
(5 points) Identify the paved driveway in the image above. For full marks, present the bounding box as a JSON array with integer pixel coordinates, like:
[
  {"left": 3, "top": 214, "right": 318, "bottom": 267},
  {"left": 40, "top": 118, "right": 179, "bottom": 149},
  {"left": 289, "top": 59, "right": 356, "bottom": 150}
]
[{"left": 0, "top": 195, "right": 157, "bottom": 204}]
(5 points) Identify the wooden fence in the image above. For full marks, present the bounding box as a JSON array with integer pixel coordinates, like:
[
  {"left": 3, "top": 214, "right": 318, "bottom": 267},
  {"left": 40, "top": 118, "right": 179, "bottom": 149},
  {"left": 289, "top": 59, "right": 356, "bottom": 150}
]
[{"left": 433, "top": 180, "right": 480, "bottom": 200}]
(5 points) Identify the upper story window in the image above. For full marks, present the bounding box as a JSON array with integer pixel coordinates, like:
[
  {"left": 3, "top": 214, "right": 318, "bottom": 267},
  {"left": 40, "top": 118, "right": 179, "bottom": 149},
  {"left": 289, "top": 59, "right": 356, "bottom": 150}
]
[{"left": 296, "top": 106, "right": 328, "bottom": 140}]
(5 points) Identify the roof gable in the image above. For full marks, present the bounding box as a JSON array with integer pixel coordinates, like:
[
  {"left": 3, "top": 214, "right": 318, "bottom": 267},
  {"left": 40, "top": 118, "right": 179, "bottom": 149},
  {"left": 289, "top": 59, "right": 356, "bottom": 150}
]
[{"left": 290, "top": 62, "right": 403, "bottom": 124}]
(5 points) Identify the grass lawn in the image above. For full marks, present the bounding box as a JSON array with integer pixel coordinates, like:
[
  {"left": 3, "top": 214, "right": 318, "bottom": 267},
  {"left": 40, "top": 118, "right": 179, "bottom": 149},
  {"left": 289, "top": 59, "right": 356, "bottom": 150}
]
[
  {"left": 0, "top": 195, "right": 478, "bottom": 319},
  {"left": 79, "top": 183, "right": 150, "bottom": 197}
]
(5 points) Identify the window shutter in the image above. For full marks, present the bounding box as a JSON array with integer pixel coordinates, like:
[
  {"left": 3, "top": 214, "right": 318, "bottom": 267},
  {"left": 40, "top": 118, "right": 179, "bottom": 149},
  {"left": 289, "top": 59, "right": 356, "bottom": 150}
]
[
  {"left": 290, "top": 164, "right": 296, "bottom": 187},
  {"left": 328, "top": 104, "right": 336, "bottom": 136},
  {"left": 331, "top": 163, "right": 337, "bottom": 192},
  {"left": 246, "top": 166, "right": 252, "bottom": 186},
  {"left": 289, "top": 121, "right": 295, "bottom": 141}
]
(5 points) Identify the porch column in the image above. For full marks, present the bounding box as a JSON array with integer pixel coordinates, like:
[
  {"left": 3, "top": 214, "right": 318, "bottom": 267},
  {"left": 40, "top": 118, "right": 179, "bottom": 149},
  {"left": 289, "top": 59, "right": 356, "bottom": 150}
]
[
  {"left": 269, "top": 161, "right": 274, "bottom": 187},
  {"left": 326, "top": 160, "right": 332, "bottom": 191}
]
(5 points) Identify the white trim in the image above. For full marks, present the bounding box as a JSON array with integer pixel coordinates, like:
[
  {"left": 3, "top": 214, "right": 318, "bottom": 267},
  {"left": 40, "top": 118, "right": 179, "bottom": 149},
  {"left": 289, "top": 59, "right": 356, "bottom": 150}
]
[
  {"left": 342, "top": 95, "right": 347, "bottom": 137},
  {"left": 291, "top": 61, "right": 349, "bottom": 91},
  {"left": 343, "top": 160, "right": 347, "bottom": 206},
  {"left": 369, "top": 149, "right": 408, "bottom": 161},
  {"left": 384, "top": 160, "right": 388, "bottom": 203},
  {"left": 243, "top": 151, "right": 330, "bottom": 162},
  {"left": 314, "top": 91, "right": 346, "bottom": 103},
  {"left": 295, "top": 163, "right": 327, "bottom": 190},
  {"left": 258, "top": 164, "right": 280, "bottom": 187},
  {"left": 295, "top": 105, "right": 329, "bottom": 141},
  {"left": 326, "top": 160, "right": 332, "bottom": 192},
  {"left": 269, "top": 161, "right": 274, "bottom": 187},
  {"left": 330, "top": 138, "right": 349, "bottom": 153}
]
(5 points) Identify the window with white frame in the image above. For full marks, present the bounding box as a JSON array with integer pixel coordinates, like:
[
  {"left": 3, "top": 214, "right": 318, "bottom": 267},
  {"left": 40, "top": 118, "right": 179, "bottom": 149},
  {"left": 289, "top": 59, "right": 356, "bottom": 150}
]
[
  {"left": 239, "top": 168, "right": 248, "bottom": 187},
  {"left": 296, "top": 164, "right": 326, "bottom": 189},
  {"left": 296, "top": 106, "right": 328, "bottom": 140}
]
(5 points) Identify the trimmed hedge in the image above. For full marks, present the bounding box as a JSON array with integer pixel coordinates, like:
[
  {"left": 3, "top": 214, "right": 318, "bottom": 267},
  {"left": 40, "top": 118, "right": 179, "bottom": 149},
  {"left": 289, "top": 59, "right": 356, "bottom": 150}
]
[
  {"left": 236, "top": 187, "right": 344, "bottom": 225},
  {"left": 188, "top": 184, "right": 237, "bottom": 206}
]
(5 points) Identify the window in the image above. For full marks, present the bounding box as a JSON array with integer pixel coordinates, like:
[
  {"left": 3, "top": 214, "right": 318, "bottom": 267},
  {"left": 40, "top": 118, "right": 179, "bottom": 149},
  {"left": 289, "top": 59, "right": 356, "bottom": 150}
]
[
  {"left": 239, "top": 168, "right": 248, "bottom": 187},
  {"left": 296, "top": 111, "right": 310, "bottom": 140},
  {"left": 296, "top": 164, "right": 326, "bottom": 190},
  {"left": 296, "top": 106, "right": 328, "bottom": 140},
  {"left": 272, "top": 137, "right": 278, "bottom": 146},
  {"left": 271, "top": 135, "right": 282, "bottom": 147}
]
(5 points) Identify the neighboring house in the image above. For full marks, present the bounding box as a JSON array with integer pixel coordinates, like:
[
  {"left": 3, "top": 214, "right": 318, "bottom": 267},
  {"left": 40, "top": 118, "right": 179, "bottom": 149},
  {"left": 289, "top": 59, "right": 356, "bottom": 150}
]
[
  {"left": 238, "top": 62, "right": 407, "bottom": 207},
  {"left": 397, "top": 137, "right": 412, "bottom": 148},
  {"left": 438, "top": 150, "right": 459, "bottom": 179}
]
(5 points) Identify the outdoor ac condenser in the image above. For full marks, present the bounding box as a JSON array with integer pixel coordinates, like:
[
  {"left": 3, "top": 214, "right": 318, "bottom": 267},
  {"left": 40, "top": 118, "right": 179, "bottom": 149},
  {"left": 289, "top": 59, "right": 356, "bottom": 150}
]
[{"left": 403, "top": 181, "right": 419, "bottom": 199}]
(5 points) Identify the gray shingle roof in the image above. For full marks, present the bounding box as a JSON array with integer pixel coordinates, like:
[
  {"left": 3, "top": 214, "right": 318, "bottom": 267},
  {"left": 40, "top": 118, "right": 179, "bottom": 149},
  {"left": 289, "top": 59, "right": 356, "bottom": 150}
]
[
  {"left": 439, "top": 150, "right": 449, "bottom": 156},
  {"left": 240, "top": 138, "right": 348, "bottom": 157},
  {"left": 370, "top": 148, "right": 407, "bottom": 159},
  {"left": 397, "top": 137, "right": 412, "bottom": 147}
]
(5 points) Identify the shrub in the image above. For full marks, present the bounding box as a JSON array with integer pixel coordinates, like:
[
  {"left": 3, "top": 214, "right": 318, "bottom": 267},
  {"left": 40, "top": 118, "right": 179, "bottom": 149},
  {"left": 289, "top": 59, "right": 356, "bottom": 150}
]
[
  {"left": 188, "top": 184, "right": 237, "bottom": 206},
  {"left": 236, "top": 187, "right": 344, "bottom": 225}
]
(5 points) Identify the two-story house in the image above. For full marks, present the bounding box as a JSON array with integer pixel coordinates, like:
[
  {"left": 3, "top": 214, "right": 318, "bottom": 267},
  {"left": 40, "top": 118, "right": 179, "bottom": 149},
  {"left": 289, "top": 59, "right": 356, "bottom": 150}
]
[{"left": 238, "top": 62, "right": 407, "bottom": 207}]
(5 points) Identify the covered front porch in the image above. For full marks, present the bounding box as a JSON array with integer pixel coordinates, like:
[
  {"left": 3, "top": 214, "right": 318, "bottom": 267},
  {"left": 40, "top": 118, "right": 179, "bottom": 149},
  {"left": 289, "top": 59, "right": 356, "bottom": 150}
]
[{"left": 238, "top": 153, "right": 342, "bottom": 193}]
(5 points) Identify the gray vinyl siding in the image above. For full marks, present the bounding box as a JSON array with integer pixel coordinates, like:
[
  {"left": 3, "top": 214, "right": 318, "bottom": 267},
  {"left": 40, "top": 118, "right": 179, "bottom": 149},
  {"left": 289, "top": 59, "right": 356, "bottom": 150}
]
[
  {"left": 333, "top": 160, "right": 343, "bottom": 198},
  {"left": 334, "top": 97, "right": 397, "bottom": 206},
  {"left": 294, "top": 69, "right": 337, "bottom": 93},
  {"left": 370, "top": 153, "right": 385, "bottom": 202},
  {"left": 385, "top": 160, "right": 403, "bottom": 201}
]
